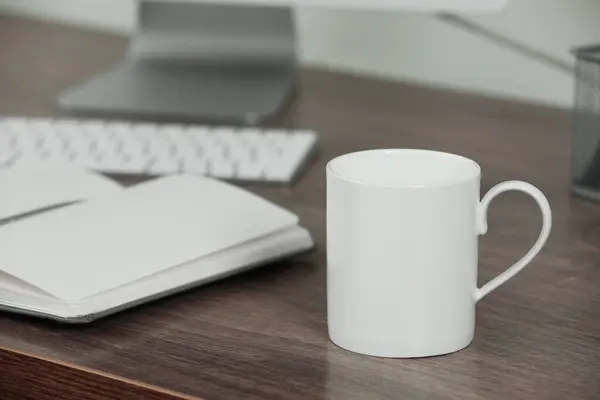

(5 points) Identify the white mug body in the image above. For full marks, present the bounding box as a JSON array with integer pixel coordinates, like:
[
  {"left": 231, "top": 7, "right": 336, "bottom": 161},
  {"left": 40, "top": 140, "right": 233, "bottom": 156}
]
[{"left": 326, "top": 149, "right": 552, "bottom": 358}]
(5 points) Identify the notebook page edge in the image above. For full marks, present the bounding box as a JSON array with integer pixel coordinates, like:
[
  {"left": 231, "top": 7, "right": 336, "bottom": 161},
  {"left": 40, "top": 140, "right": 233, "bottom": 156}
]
[
  {"left": 0, "top": 165, "right": 123, "bottom": 221},
  {"left": 0, "top": 270, "right": 57, "bottom": 299}
]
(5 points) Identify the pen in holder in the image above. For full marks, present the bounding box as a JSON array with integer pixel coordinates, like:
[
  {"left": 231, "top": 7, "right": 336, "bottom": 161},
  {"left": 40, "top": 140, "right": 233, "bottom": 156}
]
[{"left": 572, "top": 45, "right": 600, "bottom": 201}]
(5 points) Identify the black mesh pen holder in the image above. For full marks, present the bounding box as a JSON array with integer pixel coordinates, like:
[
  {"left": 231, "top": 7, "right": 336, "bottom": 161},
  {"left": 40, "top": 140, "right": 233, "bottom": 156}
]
[{"left": 572, "top": 45, "right": 600, "bottom": 201}]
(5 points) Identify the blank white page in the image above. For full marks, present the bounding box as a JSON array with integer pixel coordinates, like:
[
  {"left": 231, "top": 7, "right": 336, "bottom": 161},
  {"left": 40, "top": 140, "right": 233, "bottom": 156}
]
[
  {"left": 0, "top": 165, "right": 122, "bottom": 221},
  {"left": 0, "top": 175, "right": 298, "bottom": 302}
]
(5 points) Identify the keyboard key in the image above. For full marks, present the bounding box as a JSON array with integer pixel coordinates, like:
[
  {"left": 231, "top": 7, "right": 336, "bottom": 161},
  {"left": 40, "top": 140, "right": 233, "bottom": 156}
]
[
  {"left": 0, "top": 148, "right": 17, "bottom": 167},
  {"left": 228, "top": 142, "right": 251, "bottom": 163},
  {"left": 183, "top": 158, "right": 207, "bottom": 175},
  {"left": 116, "top": 154, "right": 148, "bottom": 174},
  {"left": 175, "top": 145, "right": 202, "bottom": 162},
  {"left": 0, "top": 118, "right": 29, "bottom": 133},
  {"left": 39, "top": 135, "right": 66, "bottom": 155},
  {"left": 0, "top": 132, "right": 16, "bottom": 149},
  {"left": 69, "top": 152, "right": 101, "bottom": 169},
  {"left": 235, "top": 161, "right": 265, "bottom": 181},
  {"left": 27, "top": 121, "right": 54, "bottom": 137},
  {"left": 209, "top": 159, "right": 235, "bottom": 179},
  {"left": 146, "top": 155, "right": 179, "bottom": 175},
  {"left": 94, "top": 153, "right": 128, "bottom": 173},
  {"left": 264, "top": 130, "right": 289, "bottom": 147},
  {"left": 53, "top": 119, "right": 81, "bottom": 131},
  {"left": 266, "top": 132, "right": 317, "bottom": 180},
  {"left": 132, "top": 125, "right": 158, "bottom": 143},
  {"left": 185, "top": 127, "right": 211, "bottom": 145}
]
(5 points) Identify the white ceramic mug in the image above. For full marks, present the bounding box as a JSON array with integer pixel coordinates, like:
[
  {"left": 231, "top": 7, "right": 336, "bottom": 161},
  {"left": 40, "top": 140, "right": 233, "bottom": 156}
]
[{"left": 326, "top": 149, "right": 552, "bottom": 358}]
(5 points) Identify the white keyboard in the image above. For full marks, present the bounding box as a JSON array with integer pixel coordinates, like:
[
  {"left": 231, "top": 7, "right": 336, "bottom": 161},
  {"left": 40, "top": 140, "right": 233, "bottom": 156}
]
[{"left": 0, "top": 117, "right": 318, "bottom": 183}]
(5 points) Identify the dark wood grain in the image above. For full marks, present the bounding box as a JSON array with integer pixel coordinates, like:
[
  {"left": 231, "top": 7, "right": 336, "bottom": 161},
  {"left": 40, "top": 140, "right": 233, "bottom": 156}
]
[
  {"left": 0, "top": 348, "right": 195, "bottom": 400},
  {"left": 1, "top": 14, "right": 600, "bottom": 400}
]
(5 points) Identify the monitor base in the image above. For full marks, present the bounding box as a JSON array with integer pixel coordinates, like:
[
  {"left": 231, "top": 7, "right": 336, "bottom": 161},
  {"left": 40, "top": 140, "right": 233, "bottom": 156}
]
[{"left": 58, "top": 2, "right": 297, "bottom": 124}]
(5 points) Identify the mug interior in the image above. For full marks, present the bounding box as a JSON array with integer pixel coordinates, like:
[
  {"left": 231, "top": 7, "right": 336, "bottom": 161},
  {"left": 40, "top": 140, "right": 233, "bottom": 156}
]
[{"left": 327, "top": 149, "right": 480, "bottom": 187}]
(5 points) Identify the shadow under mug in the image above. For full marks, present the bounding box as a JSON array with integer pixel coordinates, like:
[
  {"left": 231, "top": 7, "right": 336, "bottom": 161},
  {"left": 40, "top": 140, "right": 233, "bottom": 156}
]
[{"left": 326, "top": 149, "right": 552, "bottom": 358}]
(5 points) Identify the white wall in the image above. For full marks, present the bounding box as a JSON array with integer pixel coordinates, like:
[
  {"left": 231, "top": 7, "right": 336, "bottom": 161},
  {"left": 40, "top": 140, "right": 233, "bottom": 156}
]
[
  {"left": 468, "top": 0, "right": 600, "bottom": 68},
  {"left": 1, "top": 0, "right": 598, "bottom": 108}
]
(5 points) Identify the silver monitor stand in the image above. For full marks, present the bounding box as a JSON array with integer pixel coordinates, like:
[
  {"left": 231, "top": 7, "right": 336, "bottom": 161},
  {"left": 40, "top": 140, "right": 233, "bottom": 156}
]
[{"left": 58, "top": 1, "right": 297, "bottom": 124}]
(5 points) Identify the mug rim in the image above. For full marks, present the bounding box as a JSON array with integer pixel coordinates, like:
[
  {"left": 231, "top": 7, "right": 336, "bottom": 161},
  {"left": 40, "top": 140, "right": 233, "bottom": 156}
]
[{"left": 326, "top": 149, "right": 481, "bottom": 188}]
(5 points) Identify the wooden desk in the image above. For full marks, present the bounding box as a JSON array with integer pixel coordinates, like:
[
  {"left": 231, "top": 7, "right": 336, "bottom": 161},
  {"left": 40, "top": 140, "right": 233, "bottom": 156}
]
[{"left": 1, "top": 15, "right": 599, "bottom": 400}]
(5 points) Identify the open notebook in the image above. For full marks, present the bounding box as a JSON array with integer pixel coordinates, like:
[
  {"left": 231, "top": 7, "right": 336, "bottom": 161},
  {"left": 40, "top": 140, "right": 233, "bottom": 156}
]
[{"left": 0, "top": 167, "right": 313, "bottom": 323}]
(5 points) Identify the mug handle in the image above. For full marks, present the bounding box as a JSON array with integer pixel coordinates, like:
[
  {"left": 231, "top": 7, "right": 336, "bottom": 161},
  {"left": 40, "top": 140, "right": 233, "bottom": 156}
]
[{"left": 475, "top": 181, "right": 552, "bottom": 302}]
